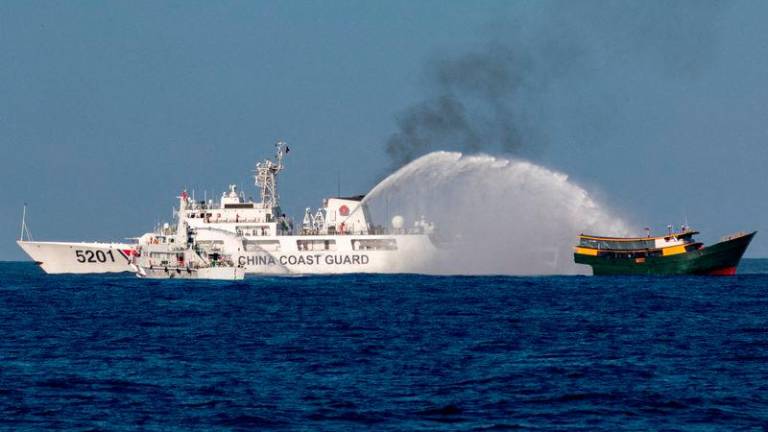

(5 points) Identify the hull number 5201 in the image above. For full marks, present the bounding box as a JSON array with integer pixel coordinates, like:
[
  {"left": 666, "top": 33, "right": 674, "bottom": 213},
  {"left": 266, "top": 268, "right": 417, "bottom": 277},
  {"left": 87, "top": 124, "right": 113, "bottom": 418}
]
[{"left": 75, "top": 250, "right": 115, "bottom": 263}]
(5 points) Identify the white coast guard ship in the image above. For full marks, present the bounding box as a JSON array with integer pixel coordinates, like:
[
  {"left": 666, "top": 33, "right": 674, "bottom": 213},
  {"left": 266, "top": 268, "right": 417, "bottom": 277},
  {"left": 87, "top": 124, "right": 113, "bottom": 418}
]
[
  {"left": 18, "top": 142, "right": 438, "bottom": 276},
  {"left": 17, "top": 205, "right": 136, "bottom": 274}
]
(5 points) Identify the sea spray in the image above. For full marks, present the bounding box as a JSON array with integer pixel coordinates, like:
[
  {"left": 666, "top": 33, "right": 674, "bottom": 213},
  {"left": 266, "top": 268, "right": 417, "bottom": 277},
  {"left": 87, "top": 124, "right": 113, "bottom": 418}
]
[{"left": 363, "top": 151, "right": 631, "bottom": 275}]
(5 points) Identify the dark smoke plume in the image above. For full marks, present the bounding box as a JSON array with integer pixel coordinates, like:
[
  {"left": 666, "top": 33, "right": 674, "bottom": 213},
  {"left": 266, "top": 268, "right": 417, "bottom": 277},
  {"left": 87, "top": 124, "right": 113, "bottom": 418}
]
[
  {"left": 384, "top": 1, "right": 726, "bottom": 169},
  {"left": 385, "top": 42, "right": 556, "bottom": 168}
]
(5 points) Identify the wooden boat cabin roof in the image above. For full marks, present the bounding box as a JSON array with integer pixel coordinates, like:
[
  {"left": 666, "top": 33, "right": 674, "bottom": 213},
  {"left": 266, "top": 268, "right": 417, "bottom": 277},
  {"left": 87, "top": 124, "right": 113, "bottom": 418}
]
[
  {"left": 577, "top": 230, "right": 699, "bottom": 252},
  {"left": 579, "top": 231, "right": 698, "bottom": 242}
]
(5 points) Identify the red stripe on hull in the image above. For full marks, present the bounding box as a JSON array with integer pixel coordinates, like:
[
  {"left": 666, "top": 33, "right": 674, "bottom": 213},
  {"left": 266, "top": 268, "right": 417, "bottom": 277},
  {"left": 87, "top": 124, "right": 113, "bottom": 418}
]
[{"left": 707, "top": 266, "right": 737, "bottom": 276}]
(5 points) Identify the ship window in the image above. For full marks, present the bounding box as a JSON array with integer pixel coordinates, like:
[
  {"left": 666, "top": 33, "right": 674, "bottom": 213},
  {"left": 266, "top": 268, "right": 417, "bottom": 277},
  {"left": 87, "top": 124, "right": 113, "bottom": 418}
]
[
  {"left": 245, "top": 240, "right": 281, "bottom": 252},
  {"left": 196, "top": 240, "right": 225, "bottom": 252},
  {"left": 297, "top": 239, "right": 336, "bottom": 251},
  {"left": 238, "top": 225, "right": 270, "bottom": 236},
  {"left": 352, "top": 239, "right": 397, "bottom": 251},
  {"left": 150, "top": 252, "right": 173, "bottom": 259},
  {"left": 579, "top": 238, "right": 655, "bottom": 250}
]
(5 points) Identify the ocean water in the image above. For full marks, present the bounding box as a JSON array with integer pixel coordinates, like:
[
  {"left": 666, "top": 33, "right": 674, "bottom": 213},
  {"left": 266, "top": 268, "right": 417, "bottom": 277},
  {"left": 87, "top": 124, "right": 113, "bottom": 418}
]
[{"left": 1, "top": 260, "right": 768, "bottom": 431}]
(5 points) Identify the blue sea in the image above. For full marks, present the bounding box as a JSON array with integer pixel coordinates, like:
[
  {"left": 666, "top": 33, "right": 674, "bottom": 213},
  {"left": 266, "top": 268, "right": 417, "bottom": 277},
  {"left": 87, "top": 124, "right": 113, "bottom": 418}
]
[{"left": 1, "top": 260, "right": 768, "bottom": 431}]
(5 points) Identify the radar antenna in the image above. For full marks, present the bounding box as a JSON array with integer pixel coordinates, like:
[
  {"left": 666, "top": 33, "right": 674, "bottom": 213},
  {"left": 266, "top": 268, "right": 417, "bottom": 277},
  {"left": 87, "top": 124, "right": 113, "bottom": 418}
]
[{"left": 254, "top": 141, "right": 289, "bottom": 209}]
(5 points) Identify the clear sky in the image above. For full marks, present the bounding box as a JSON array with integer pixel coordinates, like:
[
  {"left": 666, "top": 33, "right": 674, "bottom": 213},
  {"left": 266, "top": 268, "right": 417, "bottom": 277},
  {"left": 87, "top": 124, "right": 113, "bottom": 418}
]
[{"left": 1, "top": 0, "right": 767, "bottom": 260}]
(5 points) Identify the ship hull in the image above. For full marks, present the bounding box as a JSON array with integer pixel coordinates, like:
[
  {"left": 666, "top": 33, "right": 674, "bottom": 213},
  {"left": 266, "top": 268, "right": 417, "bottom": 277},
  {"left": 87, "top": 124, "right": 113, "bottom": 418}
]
[
  {"left": 238, "top": 250, "right": 425, "bottom": 275},
  {"left": 235, "top": 233, "right": 436, "bottom": 275},
  {"left": 17, "top": 241, "right": 135, "bottom": 274},
  {"left": 18, "top": 233, "right": 437, "bottom": 276},
  {"left": 574, "top": 232, "right": 756, "bottom": 276},
  {"left": 134, "top": 265, "right": 245, "bottom": 280}
]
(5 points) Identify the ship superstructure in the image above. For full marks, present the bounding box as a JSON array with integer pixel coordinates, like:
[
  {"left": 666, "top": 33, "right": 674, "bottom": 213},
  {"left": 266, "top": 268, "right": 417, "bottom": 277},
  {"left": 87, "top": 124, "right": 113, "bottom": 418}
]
[{"left": 152, "top": 142, "right": 436, "bottom": 275}]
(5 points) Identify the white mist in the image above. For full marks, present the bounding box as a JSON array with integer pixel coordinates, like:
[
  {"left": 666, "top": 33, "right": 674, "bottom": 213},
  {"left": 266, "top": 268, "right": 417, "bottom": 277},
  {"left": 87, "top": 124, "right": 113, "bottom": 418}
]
[{"left": 364, "top": 152, "right": 632, "bottom": 275}]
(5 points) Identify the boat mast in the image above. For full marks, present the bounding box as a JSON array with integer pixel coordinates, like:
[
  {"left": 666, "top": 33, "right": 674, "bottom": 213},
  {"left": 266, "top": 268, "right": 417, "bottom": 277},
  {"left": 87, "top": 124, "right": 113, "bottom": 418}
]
[{"left": 254, "top": 141, "right": 288, "bottom": 209}]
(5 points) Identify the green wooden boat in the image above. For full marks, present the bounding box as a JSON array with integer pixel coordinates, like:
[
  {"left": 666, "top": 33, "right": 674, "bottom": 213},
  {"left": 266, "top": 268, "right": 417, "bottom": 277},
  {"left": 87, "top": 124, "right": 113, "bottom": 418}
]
[{"left": 574, "top": 229, "right": 756, "bottom": 276}]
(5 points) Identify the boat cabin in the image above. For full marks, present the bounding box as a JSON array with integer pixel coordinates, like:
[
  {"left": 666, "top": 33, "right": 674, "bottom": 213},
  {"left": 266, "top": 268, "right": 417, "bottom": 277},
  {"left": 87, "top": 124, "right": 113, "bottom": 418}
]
[{"left": 575, "top": 230, "right": 703, "bottom": 259}]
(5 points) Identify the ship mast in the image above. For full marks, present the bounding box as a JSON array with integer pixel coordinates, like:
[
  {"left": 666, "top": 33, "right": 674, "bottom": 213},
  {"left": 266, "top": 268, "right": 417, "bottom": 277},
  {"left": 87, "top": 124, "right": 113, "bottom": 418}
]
[
  {"left": 254, "top": 141, "right": 288, "bottom": 209},
  {"left": 19, "top": 204, "right": 32, "bottom": 241}
]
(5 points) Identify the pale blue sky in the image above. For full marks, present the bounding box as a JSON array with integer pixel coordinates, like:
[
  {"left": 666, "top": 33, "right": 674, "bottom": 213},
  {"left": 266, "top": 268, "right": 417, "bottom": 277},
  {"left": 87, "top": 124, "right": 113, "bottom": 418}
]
[{"left": 2, "top": 1, "right": 767, "bottom": 260}]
